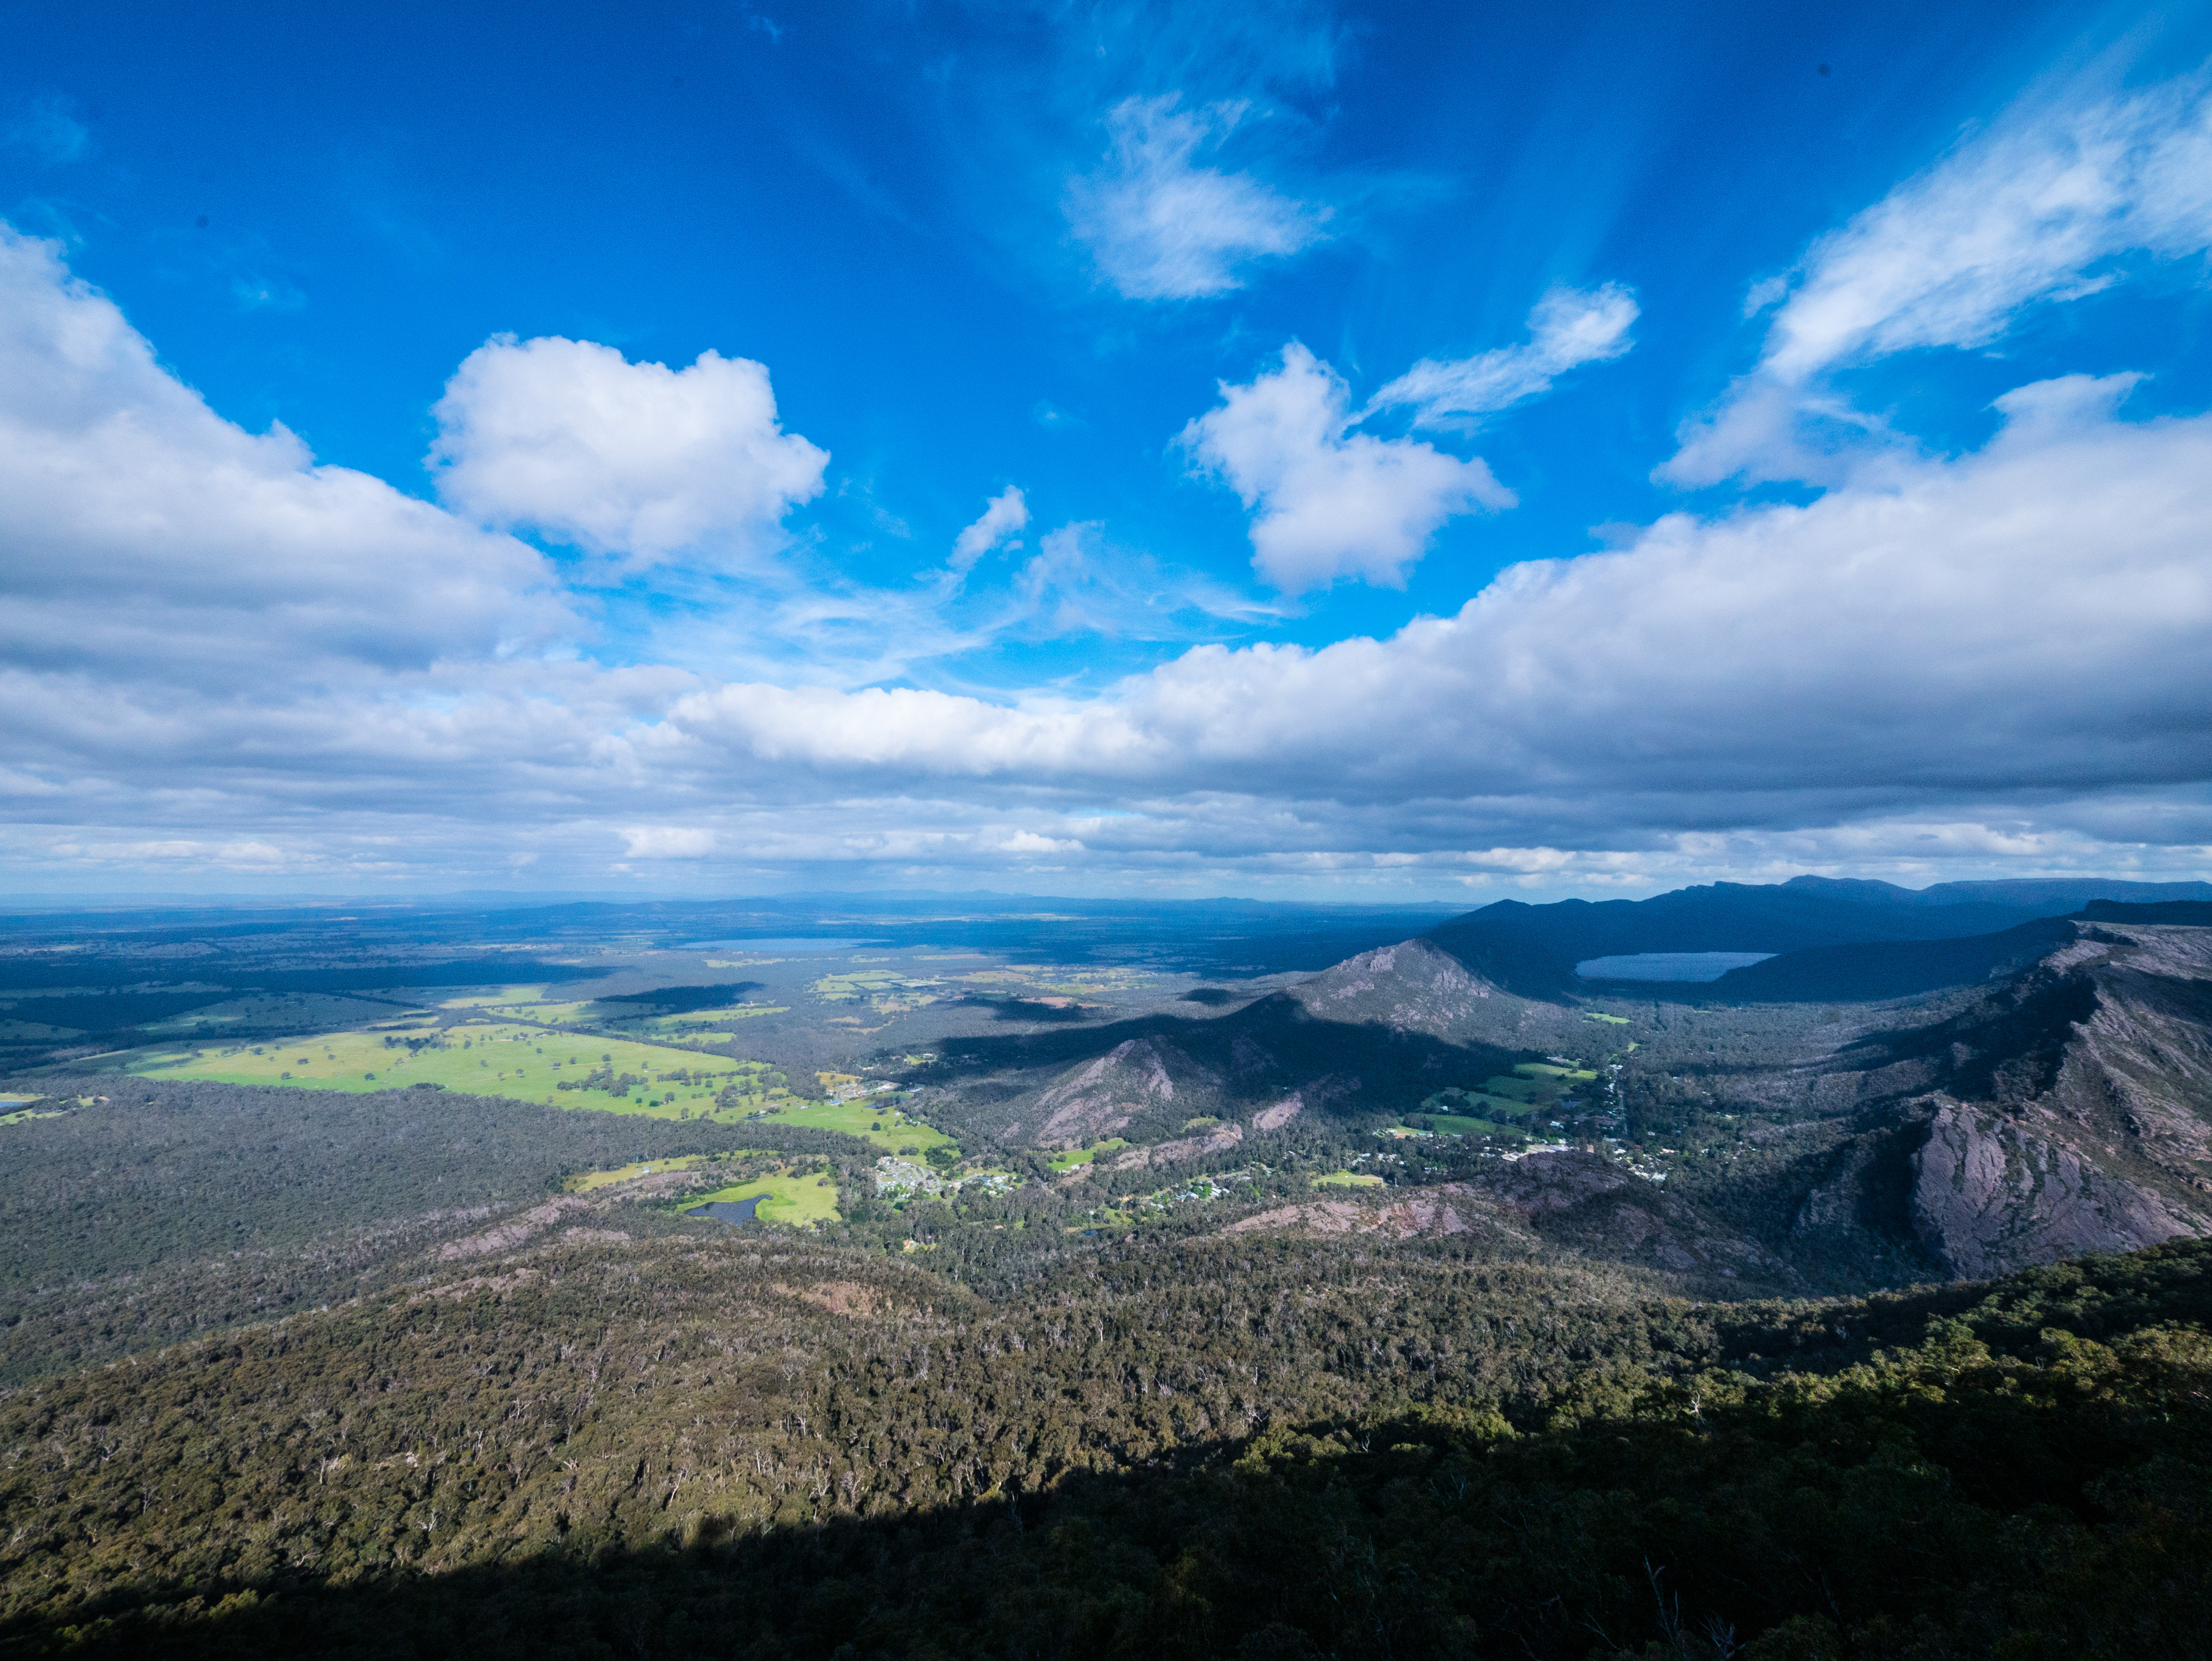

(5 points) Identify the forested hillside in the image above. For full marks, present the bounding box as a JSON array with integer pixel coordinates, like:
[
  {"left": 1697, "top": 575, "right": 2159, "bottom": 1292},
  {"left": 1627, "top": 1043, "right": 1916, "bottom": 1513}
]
[
  {"left": 0, "top": 1080, "right": 865, "bottom": 1382},
  {"left": 1, "top": 1227, "right": 2206, "bottom": 1658}
]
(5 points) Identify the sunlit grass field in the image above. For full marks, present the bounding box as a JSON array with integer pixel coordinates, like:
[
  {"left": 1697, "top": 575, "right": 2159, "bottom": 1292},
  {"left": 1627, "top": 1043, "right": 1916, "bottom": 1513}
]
[
  {"left": 441, "top": 993, "right": 790, "bottom": 1045},
  {"left": 685, "top": 1171, "right": 842, "bottom": 1226},
  {"left": 1048, "top": 1139, "right": 1130, "bottom": 1171},
  {"left": 745, "top": 1096, "right": 958, "bottom": 1156},
  {"left": 132, "top": 1019, "right": 782, "bottom": 1121}
]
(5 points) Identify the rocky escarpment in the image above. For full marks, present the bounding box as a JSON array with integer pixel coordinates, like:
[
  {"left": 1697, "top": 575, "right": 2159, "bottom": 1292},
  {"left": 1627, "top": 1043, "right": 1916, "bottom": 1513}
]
[
  {"left": 1015, "top": 1037, "right": 1221, "bottom": 1147},
  {"left": 1828, "top": 922, "right": 2212, "bottom": 1278},
  {"left": 1908, "top": 1099, "right": 2198, "bottom": 1278}
]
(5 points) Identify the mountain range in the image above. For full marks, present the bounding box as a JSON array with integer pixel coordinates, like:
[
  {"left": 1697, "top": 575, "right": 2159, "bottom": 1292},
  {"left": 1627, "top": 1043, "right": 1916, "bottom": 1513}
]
[{"left": 931, "top": 886, "right": 2212, "bottom": 1292}]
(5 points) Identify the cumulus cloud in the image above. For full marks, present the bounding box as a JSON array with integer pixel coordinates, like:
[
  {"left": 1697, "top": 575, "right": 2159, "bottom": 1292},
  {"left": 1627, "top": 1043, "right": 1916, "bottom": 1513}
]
[
  {"left": 1368, "top": 285, "right": 1639, "bottom": 432},
  {"left": 1180, "top": 343, "right": 1513, "bottom": 590},
  {"left": 429, "top": 335, "right": 829, "bottom": 563},
  {"left": 682, "top": 376, "right": 2212, "bottom": 832},
  {"left": 948, "top": 486, "right": 1028, "bottom": 573},
  {"left": 4, "top": 212, "right": 2209, "bottom": 896},
  {"left": 0, "top": 225, "right": 568, "bottom": 689},
  {"left": 1065, "top": 95, "right": 1327, "bottom": 301},
  {"left": 1667, "top": 66, "right": 2212, "bottom": 486}
]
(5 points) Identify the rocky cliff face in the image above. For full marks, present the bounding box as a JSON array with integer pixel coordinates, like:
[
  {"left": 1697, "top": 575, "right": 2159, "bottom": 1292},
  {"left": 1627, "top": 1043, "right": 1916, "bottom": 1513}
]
[
  {"left": 1021, "top": 1036, "right": 1211, "bottom": 1147},
  {"left": 1841, "top": 923, "right": 2212, "bottom": 1278},
  {"left": 1909, "top": 1100, "right": 2198, "bottom": 1278}
]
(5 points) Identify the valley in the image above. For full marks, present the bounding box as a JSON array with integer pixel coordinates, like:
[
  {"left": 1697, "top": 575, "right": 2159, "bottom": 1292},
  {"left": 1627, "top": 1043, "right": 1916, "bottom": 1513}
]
[{"left": 2, "top": 880, "right": 2210, "bottom": 1657}]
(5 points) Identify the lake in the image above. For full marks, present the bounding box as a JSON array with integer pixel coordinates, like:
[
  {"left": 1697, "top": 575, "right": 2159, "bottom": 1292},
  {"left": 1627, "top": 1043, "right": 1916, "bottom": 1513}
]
[{"left": 1575, "top": 952, "right": 1776, "bottom": 982}]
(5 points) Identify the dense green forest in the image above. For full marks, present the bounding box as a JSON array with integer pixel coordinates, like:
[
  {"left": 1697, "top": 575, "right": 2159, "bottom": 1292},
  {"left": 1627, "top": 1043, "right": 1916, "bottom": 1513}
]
[
  {"left": 1, "top": 1217, "right": 2207, "bottom": 1657},
  {"left": 0, "top": 1080, "right": 868, "bottom": 1384}
]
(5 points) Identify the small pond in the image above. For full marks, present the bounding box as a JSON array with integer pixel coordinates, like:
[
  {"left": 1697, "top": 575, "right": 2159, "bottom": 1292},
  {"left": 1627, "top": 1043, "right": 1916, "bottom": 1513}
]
[{"left": 686, "top": 1197, "right": 762, "bottom": 1226}]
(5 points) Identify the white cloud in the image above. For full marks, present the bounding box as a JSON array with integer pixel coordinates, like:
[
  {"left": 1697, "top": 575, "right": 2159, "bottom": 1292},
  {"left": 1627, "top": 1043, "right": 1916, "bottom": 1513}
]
[
  {"left": 996, "top": 829, "right": 1083, "bottom": 855},
  {"left": 429, "top": 335, "right": 829, "bottom": 564},
  {"left": 1666, "top": 66, "right": 2212, "bottom": 487},
  {"left": 230, "top": 274, "right": 306, "bottom": 314},
  {"left": 949, "top": 486, "right": 1028, "bottom": 573},
  {"left": 682, "top": 376, "right": 2212, "bottom": 836},
  {"left": 1065, "top": 95, "right": 1327, "bottom": 301},
  {"left": 621, "top": 826, "right": 717, "bottom": 858},
  {"left": 1367, "top": 284, "right": 1639, "bottom": 432},
  {"left": 1180, "top": 343, "right": 1513, "bottom": 590},
  {"left": 3, "top": 220, "right": 2208, "bottom": 896},
  {"left": 1765, "top": 72, "right": 2212, "bottom": 380},
  {"left": 0, "top": 224, "right": 568, "bottom": 689}
]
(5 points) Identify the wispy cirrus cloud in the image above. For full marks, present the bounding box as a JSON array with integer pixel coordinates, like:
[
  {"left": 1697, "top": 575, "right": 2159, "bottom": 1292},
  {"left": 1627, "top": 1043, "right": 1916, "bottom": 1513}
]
[
  {"left": 1366, "top": 284, "right": 1639, "bottom": 433},
  {"left": 948, "top": 486, "right": 1029, "bottom": 576},
  {"left": 1665, "top": 64, "right": 2212, "bottom": 487},
  {"left": 4, "top": 95, "right": 90, "bottom": 166},
  {"left": 1065, "top": 95, "right": 1328, "bottom": 301}
]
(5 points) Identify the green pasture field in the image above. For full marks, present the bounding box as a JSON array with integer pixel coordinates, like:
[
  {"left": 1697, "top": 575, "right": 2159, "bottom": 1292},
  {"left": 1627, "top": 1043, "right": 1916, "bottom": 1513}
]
[
  {"left": 646, "top": 1005, "right": 788, "bottom": 1034},
  {"left": 1420, "top": 1085, "right": 1536, "bottom": 1120},
  {"left": 131, "top": 1020, "right": 785, "bottom": 1121},
  {"left": 1048, "top": 1138, "right": 1131, "bottom": 1171},
  {"left": 684, "top": 1171, "right": 842, "bottom": 1226},
  {"left": 1404, "top": 1113, "right": 1522, "bottom": 1138},
  {"left": 438, "top": 987, "right": 565, "bottom": 1008},
  {"left": 1467, "top": 1062, "right": 1597, "bottom": 1107},
  {"left": 1583, "top": 1012, "right": 1632, "bottom": 1025},
  {"left": 1311, "top": 1170, "right": 1384, "bottom": 1188},
  {"left": 743, "top": 1097, "right": 958, "bottom": 1155}
]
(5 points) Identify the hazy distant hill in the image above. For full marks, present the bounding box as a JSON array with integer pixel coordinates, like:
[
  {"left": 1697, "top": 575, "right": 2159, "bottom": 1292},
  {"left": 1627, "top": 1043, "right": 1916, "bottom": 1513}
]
[
  {"left": 1703, "top": 897, "right": 2212, "bottom": 1003},
  {"left": 1422, "top": 875, "right": 2212, "bottom": 997},
  {"left": 1705, "top": 917, "right": 2075, "bottom": 1002}
]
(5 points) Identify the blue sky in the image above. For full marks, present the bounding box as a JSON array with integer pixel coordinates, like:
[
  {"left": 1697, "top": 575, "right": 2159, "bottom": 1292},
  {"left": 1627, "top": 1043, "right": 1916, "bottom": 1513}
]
[{"left": 4, "top": 0, "right": 2212, "bottom": 897}]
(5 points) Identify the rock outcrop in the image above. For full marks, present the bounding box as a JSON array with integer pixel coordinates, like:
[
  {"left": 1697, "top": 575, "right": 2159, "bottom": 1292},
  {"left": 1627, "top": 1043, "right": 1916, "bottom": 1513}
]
[
  {"left": 1910, "top": 1100, "right": 2198, "bottom": 1279},
  {"left": 1031, "top": 1037, "right": 1206, "bottom": 1147},
  {"left": 1823, "top": 921, "right": 2212, "bottom": 1277}
]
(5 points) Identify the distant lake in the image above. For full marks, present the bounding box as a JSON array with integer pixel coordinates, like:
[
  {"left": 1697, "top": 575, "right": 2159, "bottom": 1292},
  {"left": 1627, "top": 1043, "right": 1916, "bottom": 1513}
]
[
  {"left": 1575, "top": 952, "right": 1776, "bottom": 982},
  {"left": 680, "top": 937, "right": 876, "bottom": 953},
  {"left": 686, "top": 1197, "right": 762, "bottom": 1226}
]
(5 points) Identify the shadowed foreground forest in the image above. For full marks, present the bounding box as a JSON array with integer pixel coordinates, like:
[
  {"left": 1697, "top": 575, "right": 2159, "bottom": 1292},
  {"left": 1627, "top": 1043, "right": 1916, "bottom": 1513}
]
[{"left": 3, "top": 1231, "right": 2208, "bottom": 1660}]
